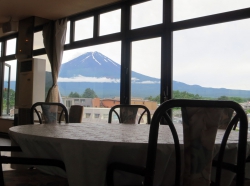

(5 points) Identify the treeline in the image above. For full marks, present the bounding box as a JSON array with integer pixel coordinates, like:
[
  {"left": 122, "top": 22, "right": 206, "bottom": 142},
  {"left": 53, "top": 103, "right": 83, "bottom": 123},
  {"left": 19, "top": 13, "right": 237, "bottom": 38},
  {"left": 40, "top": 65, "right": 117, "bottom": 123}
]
[
  {"left": 2, "top": 89, "right": 15, "bottom": 111},
  {"left": 68, "top": 88, "right": 98, "bottom": 98},
  {"left": 146, "top": 90, "right": 250, "bottom": 104}
]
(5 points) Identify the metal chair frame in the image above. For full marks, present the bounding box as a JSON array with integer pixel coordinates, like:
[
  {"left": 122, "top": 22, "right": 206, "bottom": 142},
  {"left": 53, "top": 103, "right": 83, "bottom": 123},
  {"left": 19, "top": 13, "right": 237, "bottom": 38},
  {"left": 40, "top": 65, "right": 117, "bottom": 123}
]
[
  {"left": 30, "top": 102, "right": 69, "bottom": 124},
  {"left": 0, "top": 146, "right": 67, "bottom": 186},
  {"left": 108, "top": 104, "right": 151, "bottom": 124},
  {"left": 106, "top": 99, "right": 248, "bottom": 186}
]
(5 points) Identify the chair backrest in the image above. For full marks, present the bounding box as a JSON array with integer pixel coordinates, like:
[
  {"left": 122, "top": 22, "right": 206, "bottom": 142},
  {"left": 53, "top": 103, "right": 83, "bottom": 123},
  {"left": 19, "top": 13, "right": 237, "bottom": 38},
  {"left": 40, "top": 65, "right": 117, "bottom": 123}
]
[
  {"left": 0, "top": 146, "right": 66, "bottom": 186},
  {"left": 108, "top": 104, "right": 151, "bottom": 124},
  {"left": 144, "top": 99, "right": 248, "bottom": 186},
  {"left": 30, "top": 102, "right": 69, "bottom": 124},
  {"left": 69, "top": 105, "right": 84, "bottom": 123}
]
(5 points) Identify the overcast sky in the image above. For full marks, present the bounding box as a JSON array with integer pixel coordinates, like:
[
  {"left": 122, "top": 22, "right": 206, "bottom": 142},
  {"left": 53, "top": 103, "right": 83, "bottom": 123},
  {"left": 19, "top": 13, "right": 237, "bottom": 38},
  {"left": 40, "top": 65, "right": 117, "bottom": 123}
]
[{"left": 6, "top": 0, "right": 250, "bottom": 91}]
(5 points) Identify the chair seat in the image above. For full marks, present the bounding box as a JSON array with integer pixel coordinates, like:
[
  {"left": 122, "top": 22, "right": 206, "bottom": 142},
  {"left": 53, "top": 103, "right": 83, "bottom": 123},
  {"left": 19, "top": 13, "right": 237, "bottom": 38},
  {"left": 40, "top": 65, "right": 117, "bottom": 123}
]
[{"left": 3, "top": 169, "right": 68, "bottom": 186}]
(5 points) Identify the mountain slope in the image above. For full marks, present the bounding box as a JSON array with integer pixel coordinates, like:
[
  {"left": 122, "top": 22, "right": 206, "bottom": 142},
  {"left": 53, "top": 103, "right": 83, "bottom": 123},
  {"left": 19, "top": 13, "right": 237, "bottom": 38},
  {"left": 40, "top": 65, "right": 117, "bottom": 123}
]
[{"left": 46, "top": 51, "right": 250, "bottom": 98}]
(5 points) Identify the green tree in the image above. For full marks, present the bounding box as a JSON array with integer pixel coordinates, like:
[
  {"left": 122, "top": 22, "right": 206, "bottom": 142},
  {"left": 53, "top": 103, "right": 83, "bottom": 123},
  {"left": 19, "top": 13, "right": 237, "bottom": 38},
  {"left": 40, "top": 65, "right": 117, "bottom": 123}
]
[
  {"left": 173, "top": 90, "right": 202, "bottom": 99},
  {"left": 82, "top": 88, "right": 98, "bottom": 98},
  {"left": 145, "top": 95, "right": 160, "bottom": 103},
  {"left": 68, "top": 92, "right": 80, "bottom": 98},
  {"left": 217, "top": 96, "right": 229, "bottom": 101},
  {"left": 217, "top": 96, "right": 247, "bottom": 103},
  {"left": 2, "top": 88, "right": 15, "bottom": 112}
]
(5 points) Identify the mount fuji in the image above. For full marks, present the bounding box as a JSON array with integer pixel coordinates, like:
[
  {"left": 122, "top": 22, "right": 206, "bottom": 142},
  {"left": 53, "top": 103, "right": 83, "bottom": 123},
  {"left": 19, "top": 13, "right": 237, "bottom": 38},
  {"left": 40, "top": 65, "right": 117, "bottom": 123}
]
[{"left": 56, "top": 51, "right": 250, "bottom": 98}]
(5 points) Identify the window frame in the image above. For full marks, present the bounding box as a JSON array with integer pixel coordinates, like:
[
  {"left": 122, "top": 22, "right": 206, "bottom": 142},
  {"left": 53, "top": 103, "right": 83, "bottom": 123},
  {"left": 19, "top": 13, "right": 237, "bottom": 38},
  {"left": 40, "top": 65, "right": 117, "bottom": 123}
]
[{"left": 1, "top": 0, "right": 250, "bottom": 116}]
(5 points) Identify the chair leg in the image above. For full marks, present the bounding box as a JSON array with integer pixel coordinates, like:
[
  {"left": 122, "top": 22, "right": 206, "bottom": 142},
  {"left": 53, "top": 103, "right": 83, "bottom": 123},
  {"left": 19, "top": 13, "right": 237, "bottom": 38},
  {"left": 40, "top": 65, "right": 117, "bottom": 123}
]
[{"left": 0, "top": 164, "right": 5, "bottom": 186}]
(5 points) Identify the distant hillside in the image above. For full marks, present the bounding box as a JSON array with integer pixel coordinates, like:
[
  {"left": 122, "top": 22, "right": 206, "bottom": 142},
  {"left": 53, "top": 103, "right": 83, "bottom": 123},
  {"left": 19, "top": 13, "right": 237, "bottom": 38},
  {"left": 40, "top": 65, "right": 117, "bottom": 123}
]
[
  {"left": 4, "top": 51, "right": 250, "bottom": 99},
  {"left": 57, "top": 51, "right": 250, "bottom": 98}
]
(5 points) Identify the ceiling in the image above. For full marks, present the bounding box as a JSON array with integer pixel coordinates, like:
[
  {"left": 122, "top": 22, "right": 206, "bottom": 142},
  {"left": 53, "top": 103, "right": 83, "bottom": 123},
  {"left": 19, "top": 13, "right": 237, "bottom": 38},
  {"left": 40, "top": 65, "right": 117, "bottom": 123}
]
[{"left": 0, "top": 0, "right": 121, "bottom": 28}]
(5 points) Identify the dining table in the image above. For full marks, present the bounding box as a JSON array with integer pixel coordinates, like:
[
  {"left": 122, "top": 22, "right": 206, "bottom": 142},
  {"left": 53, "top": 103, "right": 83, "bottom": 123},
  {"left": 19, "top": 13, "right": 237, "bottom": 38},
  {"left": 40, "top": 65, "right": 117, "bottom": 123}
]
[{"left": 8, "top": 122, "right": 250, "bottom": 186}]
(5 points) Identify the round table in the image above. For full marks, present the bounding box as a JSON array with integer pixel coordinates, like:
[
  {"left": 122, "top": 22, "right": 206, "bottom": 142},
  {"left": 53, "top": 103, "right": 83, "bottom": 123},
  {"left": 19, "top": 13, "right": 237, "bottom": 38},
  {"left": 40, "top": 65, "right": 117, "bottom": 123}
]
[{"left": 9, "top": 123, "right": 249, "bottom": 186}]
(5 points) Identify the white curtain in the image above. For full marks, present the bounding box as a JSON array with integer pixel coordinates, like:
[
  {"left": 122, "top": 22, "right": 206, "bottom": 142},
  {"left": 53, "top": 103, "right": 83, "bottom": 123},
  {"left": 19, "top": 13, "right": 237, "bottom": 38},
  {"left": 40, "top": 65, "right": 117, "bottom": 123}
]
[{"left": 43, "top": 18, "right": 67, "bottom": 102}]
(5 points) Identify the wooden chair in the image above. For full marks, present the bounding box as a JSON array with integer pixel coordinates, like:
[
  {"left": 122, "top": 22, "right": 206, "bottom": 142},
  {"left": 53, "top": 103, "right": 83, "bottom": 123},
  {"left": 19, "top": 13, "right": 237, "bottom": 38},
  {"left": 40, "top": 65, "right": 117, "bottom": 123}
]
[
  {"left": 106, "top": 99, "right": 248, "bottom": 186},
  {"left": 0, "top": 146, "right": 68, "bottom": 186},
  {"left": 108, "top": 105, "right": 151, "bottom": 124},
  {"left": 69, "top": 105, "right": 84, "bottom": 123},
  {"left": 30, "top": 102, "right": 69, "bottom": 124}
]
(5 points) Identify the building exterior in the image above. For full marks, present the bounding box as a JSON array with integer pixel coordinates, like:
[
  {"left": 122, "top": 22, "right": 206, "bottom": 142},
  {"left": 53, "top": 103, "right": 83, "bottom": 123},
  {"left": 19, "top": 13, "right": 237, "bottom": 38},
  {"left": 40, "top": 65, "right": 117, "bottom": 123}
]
[{"left": 62, "top": 96, "right": 157, "bottom": 123}]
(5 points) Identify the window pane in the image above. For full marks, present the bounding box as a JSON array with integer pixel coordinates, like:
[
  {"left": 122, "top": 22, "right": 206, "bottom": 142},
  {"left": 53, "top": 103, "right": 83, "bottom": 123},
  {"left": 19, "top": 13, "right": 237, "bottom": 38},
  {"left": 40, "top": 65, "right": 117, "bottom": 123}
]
[
  {"left": 65, "top": 21, "right": 70, "bottom": 44},
  {"left": 131, "top": 37, "right": 161, "bottom": 120},
  {"left": 60, "top": 41, "right": 121, "bottom": 122},
  {"left": 2, "top": 60, "right": 17, "bottom": 116},
  {"left": 6, "top": 38, "right": 16, "bottom": 55},
  {"left": 99, "top": 9, "right": 121, "bottom": 36},
  {"left": 173, "top": 19, "right": 250, "bottom": 103},
  {"left": 174, "top": 0, "right": 250, "bottom": 22},
  {"left": 33, "top": 31, "right": 44, "bottom": 50},
  {"left": 131, "top": 0, "right": 163, "bottom": 30},
  {"left": 0, "top": 42, "right": 2, "bottom": 57},
  {"left": 74, "top": 17, "right": 94, "bottom": 41}
]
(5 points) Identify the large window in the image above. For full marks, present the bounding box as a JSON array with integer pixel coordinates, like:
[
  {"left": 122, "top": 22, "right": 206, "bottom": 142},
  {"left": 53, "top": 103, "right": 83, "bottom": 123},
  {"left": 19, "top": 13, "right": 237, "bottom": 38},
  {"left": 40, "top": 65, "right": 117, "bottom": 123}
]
[
  {"left": 19, "top": 0, "right": 249, "bottom": 124},
  {"left": 2, "top": 60, "right": 17, "bottom": 116},
  {"left": 99, "top": 9, "right": 121, "bottom": 36},
  {"left": 173, "top": 19, "right": 250, "bottom": 99},
  {"left": 74, "top": 17, "right": 94, "bottom": 41},
  {"left": 131, "top": 0, "right": 163, "bottom": 29},
  {"left": 6, "top": 38, "right": 16, "bottom": 55},
  {"left": 173, "top": 19, "right": 250, "bottom": 121},
  {"left": 174, "top": 0, "right": 250, "bottom": 22},
  {"left": 61, "top": 41, "right": 121, "bottom": 122},
  {"left": 131, "top": 37, "right": 161, "bottom": 112}
]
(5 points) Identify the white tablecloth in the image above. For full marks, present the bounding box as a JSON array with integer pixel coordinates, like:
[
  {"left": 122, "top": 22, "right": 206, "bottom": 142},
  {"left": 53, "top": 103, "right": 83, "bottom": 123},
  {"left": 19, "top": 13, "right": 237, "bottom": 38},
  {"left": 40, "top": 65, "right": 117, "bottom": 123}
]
[{"left": 8, "top": 123, "right": 250, "bottom": 186}]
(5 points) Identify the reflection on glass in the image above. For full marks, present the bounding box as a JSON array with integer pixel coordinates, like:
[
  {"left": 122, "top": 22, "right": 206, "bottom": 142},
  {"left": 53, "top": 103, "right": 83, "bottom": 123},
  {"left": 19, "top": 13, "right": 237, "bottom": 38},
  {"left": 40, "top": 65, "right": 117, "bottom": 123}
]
[
  {"left": 174, "top": 0, "right": 250, "bottom": 22},
  {"left": 6, "top": 38, "right": 16, "bottom": 55},
  {"left": 75, "top": 17, "right": 94, "bottom": 41},
  {"left": 99, "top": 9, "right": 121, "bottom": 36},
  {"left": 33, "top": 31, "right": 44, "bottom": 50},
  {"left": 131, "top": 37, "right": 161, "bottom": 117},
  {"left": 173, "top": 19, "right": 250, "bottom": 119},
  {"left": 65, "top": 21, "right": 70, "bottom": 44},
  {"left": 131, "top": 0, "right": 162, "bottom": 29},
  {"left": 2, "top": 60, "right": 17, "bottom": 116},
  {"left": 60, "top": 41, "right": 121, "bottom": 122}
]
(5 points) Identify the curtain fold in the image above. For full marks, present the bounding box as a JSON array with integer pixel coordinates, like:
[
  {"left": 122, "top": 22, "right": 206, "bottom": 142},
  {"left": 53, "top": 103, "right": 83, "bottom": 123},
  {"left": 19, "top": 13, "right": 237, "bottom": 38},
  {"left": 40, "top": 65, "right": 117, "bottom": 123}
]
[{"left": 43, "top": 18, "right": 67, "bottom": 102}]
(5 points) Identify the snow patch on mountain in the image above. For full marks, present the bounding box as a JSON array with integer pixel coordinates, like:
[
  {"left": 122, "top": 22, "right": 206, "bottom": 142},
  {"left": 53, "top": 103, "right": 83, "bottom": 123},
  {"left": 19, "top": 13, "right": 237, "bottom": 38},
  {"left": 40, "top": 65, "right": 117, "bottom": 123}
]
[
  {"left": 92, "top": 52, "right": 101, "bottom": 65},
  {"left": 81, "top": 55, "right": 90, "bottom": 62},
  {"left": 108, "top": 58, "right": 118, "bottom": 66}
]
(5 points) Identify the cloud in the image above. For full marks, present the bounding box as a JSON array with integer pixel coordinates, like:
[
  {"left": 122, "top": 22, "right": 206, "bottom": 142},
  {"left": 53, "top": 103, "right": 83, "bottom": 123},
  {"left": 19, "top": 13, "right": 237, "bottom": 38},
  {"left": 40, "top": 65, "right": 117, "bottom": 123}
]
[
  {"left": 133, "top": 81, "right": 160, "bottom": 84},
  {"left": 58, "top": 75, "right": 160, "bottom": 84},
  {"left": 58, "top": 75, "right": 120, "bottom": 83}
]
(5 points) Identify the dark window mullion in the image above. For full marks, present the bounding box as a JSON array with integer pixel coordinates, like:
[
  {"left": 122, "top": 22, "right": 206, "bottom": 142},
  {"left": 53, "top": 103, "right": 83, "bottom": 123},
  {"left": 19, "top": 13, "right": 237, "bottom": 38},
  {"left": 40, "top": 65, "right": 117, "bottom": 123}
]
[
  {"left": 120, "top": 2, "right": 131, "bottom": 104},
  {"left": 161, "top": 0, "right": 173, "bottom": 104},
  {"left": 93, "top": 14, "right": 99, "bottom": 38},
  {"left": 70, "top": 20, "right": 75, "bottom": 43}
]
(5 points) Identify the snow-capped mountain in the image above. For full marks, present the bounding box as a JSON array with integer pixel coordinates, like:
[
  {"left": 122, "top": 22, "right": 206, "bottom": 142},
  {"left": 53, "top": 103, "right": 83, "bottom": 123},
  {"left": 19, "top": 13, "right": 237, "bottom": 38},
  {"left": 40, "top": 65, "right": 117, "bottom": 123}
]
[
  {"left": 56, "top": 51, "right": 250, "bottom": 98},
  {"left": 59, "top": 51, "right": 159, "bottom": 84}
]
